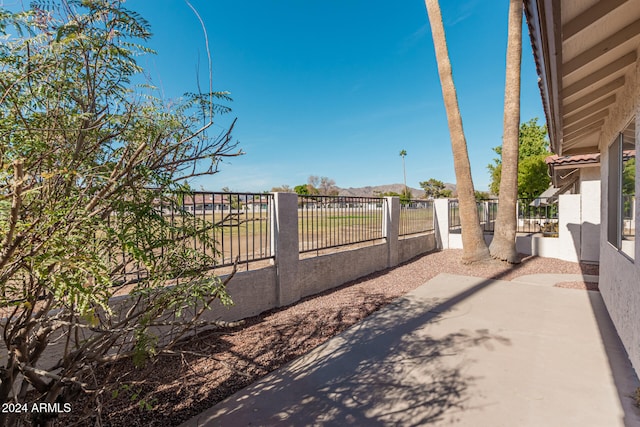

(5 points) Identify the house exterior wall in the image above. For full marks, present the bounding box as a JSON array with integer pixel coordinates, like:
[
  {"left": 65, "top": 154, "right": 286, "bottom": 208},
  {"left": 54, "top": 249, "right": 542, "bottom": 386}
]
[
  {"left": 598, "top": 49, "right": 640, "bottom": 375},
  {"left": 580, "top": 167, "right": 601, "bottom": 263}
]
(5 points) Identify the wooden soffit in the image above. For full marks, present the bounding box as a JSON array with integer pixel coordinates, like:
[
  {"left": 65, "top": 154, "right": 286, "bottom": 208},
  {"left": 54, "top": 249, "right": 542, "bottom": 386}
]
[{"left": 525, "top": 0, "right": 640, "bottom": 156}]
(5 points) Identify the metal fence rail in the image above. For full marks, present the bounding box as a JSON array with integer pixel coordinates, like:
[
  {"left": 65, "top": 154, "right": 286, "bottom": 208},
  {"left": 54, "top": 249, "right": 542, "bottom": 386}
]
[
  {"left": 400, "top": 200, "right": 434, "bottom": 236},
  {"left": 477, "top": 199, "right": 498, "bottom": 233},
  {"left": 114, "top": 192, "right": 273, "bottom": 284},
  {"left": 180, "top": 192, "right": 274, "bottom": 268},
  {"left": 448, "top": 199, "right": 461, "bottom": 230},
  {"left": 623, "top": 194, "right": 635, "bottom": 239},
  {"left": 516, "top": 198, "right": 558, "bottom": 235},
  {"left": 448, "top": 198, "right": 559, "bottom": 235},
  {"left": 299, "top": 195, "right": 385, "bottom": 253}
]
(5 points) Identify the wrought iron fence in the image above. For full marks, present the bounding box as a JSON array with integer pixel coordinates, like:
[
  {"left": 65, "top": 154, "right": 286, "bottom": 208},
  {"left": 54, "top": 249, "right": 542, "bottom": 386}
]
[
  {"left": 298, "top": 195, "right": 385, "bottom": 253},
  {"left": 179, "top": 192, "right": 273, "bottom": 267},
  {"left": 477, "top": 199, "right": 499, "bottom": 232},
  {"left": 114, "top": 192, "right": 273, "bottom": 284},
  {"left": 448, "top": 199, "right": 461, "bottom": 230},
  {"left": 400, "top": 200, "right": 434, "bottom": 236},
  {"left": 623, "top": 194, "right": 635, "bottom": 239},
  {"left": 448, "top": 198, "right": 559, "bottom": 235},
  {"left": 516, "top": 198, "right": 558, "bottom": 235}
]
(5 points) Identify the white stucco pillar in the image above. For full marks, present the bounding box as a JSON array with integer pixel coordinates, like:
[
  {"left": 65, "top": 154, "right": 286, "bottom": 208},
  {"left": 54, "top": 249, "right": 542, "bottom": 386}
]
[
  {"left": 384, "top": 197, "right": 400, "bottom": 268},
  {"left": 557, "top": 194, "right": 582, "bottom": 262},
  {"left": 434, "top": 199, "right": 450, "bottom": 250},
  {"left": 579, "top": 167, "right": 601, "bottom": 262}
]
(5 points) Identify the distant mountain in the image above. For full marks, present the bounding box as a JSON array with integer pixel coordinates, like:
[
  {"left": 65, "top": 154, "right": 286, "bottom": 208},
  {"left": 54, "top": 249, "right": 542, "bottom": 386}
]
[{"left": 337, "top": 183, "right": 456, "bottom": 198}]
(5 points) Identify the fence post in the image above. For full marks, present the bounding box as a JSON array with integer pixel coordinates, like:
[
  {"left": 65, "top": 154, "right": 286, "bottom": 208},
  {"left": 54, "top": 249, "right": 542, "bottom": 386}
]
[
  {"left": 434, "top": 199, "right": 450, "bottom": 249},
  {"left": 384, "top": 196, "right": 400, "bottom": 268},
  {"left": 272, "top": 192, "right": 300, "bottom": 307}
]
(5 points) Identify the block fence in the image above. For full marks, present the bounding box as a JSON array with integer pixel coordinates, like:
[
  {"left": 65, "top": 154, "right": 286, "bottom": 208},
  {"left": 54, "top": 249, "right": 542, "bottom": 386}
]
[
  {"left": 437, "top": 195, "right": 596, "bottom": 263},
  {"left": 215, "top": 194, "right": 436, "bottom": 322},
  {"left": 215, "top": 194, "right": 596, "bottom": 323},
  {"left": 3, "top": 194, "right": 594, "bottom": 370}
]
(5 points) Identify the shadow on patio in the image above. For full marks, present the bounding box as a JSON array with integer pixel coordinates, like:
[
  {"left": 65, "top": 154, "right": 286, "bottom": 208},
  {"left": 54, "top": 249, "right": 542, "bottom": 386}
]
[{"left": 183, "top": 252, "right": 640, "bottom": 426}]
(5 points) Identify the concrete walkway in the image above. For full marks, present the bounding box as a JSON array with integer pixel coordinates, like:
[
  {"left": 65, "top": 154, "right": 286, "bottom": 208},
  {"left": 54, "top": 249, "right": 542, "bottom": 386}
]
[{"left": 182, "top": 273, "right": 640, "bottom": 427}]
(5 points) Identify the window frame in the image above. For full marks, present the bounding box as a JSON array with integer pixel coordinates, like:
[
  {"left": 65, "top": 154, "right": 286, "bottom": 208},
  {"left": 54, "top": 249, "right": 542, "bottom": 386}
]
[{"left": 607, "top": 133, "right": 622, "bottom": 249}]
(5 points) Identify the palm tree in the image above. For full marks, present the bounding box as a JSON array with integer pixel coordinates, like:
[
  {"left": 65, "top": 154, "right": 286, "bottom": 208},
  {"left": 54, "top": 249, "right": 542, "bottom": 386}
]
[
  {"left": 400, "top": 149, "right": 408, "bottom": 198},
  {"left": 423, "top": 0, "right": 489, "bottom": 263},
  {"left": 489, "top": 0, "right": 522, "bottom": 264}
]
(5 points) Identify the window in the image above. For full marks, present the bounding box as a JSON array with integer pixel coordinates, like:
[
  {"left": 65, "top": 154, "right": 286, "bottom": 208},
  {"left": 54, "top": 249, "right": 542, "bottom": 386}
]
[
  {"left": 607, "top": 134, "right": 622, "bottom": 248},
  {"left": 608, "top": 120, "right": 636, "bottom": 259}
]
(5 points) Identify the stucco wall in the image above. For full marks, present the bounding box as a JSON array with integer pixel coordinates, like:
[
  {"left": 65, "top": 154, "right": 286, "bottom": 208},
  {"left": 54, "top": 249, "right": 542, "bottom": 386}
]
[
  {"left": 398, "top": 233, "right": 437, "bottom": 264},
  {"left": 298, "top": 244, "right": 389, "bottom": 298},
  {"left": 598, "top": 49, "right": 640, "bottom": 375},
  {"left": 599, "top": 244, "right": 640, "bottom": 374},
  {"left": 580, "top": 167, "right": 602, "bottom": 263},
  {"left": 209, "top": 266, "right": 278, "bottom": 321}
]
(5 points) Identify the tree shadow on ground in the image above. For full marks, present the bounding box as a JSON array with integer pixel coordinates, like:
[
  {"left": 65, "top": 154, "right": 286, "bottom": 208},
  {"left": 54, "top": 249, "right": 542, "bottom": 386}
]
[
  {"left": 192, "top": 295, "right": 511, "bottom": 426},
  {"left": 63, "top": 290, "right": 402, "bottom": 426}
]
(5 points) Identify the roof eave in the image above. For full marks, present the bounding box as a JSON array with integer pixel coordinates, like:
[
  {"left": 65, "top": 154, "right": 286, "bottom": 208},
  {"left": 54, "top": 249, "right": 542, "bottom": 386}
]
[{"left": 524, "top": 0, "right": 563, "bottom": 155}]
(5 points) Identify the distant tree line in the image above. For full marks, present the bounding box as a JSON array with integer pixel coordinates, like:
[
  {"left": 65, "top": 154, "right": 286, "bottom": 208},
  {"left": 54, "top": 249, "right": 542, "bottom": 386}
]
[{"left": 271, "top": 175, "right": 338, "bottom": 196}]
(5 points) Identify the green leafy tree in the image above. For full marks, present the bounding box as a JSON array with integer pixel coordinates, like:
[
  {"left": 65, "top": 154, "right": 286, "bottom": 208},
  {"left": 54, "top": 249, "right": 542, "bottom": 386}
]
[
  {"left": 0, "top": 2, "right": 242, "bottom": 421},
  {"left": 475, "top": 191, "right": 490, "bottom": 200},
  {"left": 401, "top": 187, "right": 413, "bottom": 204},
  {"left": 623, "top": 158, "right": 636, "bottom": 196},
  {"left": 294, "top": 184, "right": 311, "bottom": 195},
  {"left": 380, "top": 190, "right": 412, "bottom": 205},
  {"left": 517, "top": 154, "right": 551, "bottom": 199},
  {"left": 488, "top": 118, "right": 550, "bottom": 198},
  {"left": 420, "top": 178, "right": 452, "bottom": 199},
  {"left": 622, "top": 157, "right": 635, "bottom": 219}
]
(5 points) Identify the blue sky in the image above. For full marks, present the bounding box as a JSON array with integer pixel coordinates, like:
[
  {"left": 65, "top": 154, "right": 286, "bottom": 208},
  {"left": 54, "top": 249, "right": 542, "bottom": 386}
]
[{"left": 20, "top": 0, "right": 548, "bottom": 193}]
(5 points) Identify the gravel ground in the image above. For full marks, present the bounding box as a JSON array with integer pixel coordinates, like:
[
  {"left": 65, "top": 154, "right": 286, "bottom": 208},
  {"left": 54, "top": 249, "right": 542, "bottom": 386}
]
[
  {"left": 62, "top": 249, "right": 599, "bottom": 426},
  {"left": 555, "top": 281, "right": 600, "bottom": 291}
]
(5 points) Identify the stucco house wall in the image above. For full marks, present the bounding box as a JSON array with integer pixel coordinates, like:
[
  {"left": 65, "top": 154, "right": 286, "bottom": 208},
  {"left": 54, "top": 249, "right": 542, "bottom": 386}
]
[
  {"left": 598, "top": 49, "right": 640, "bottom": 374},
  {"left": 580, "top": 167, "right": 602, "bottom": 263}
]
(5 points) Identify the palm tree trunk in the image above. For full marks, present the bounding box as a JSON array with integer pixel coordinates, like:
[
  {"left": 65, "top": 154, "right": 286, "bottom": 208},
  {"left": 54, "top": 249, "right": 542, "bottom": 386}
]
[
  {"left": 423, "top": 0, "right": 489, "bottom": 263},
  {"left": 489, "top": 0, "right": 523, "bottom": 263},
  {"left": 402, "top": 157, "right": 407, "bottom": 196}
]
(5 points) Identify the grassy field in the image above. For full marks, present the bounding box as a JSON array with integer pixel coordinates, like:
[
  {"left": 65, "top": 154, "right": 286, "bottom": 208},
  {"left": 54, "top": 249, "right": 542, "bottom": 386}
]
[
  {"left": 399, "top": 208, "right": 434, "bottom": 236},
  {"left": 187, "top": 208, "right": 434, "bottom": 258},
  {"left": 110, "top": 207, "right": 435, "bottom": 274}
]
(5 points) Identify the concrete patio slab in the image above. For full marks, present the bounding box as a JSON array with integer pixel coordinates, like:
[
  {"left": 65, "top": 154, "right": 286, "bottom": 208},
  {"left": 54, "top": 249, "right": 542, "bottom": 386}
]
[{"left": 182, "top": 273, "right": 640, "bottom": 427}]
